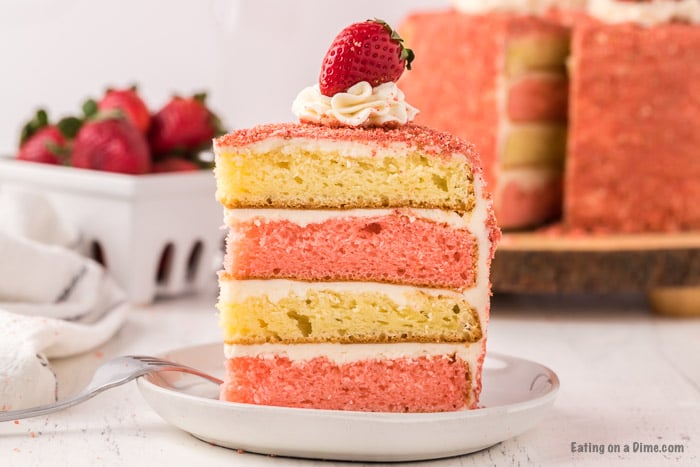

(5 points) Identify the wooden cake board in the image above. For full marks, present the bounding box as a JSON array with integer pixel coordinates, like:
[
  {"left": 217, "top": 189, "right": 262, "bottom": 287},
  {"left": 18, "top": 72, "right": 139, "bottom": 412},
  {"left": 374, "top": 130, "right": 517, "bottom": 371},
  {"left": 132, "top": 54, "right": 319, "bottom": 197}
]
[{"left": 491, "top": 232, "right": 700, "bottom": 316}]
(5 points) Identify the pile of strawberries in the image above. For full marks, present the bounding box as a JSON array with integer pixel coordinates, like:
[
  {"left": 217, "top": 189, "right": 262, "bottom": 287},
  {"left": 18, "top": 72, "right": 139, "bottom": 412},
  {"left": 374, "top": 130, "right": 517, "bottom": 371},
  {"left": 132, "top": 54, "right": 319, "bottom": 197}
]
[{"left": 16, "top": 86, "right": 223, "bottom": 174}]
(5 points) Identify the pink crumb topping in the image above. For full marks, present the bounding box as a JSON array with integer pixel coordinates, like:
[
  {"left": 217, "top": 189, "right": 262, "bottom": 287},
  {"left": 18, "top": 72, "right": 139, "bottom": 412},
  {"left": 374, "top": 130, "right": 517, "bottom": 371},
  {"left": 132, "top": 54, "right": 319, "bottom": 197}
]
[
  {"left": 225, "top": 212, "right": 478, "bottom": 289},
  {"left": 213, "top": 122, "right": 483, "bottom": 167},
  {"left": 220, "top": 354, "right": 475, "bottom": 412}
]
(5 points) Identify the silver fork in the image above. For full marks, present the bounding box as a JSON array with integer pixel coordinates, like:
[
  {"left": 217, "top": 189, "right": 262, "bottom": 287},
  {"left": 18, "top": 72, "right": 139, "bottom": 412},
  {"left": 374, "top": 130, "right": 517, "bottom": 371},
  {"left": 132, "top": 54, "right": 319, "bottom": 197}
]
[{"left": 0, "top": 355, "right": 223, "bottom": 422}]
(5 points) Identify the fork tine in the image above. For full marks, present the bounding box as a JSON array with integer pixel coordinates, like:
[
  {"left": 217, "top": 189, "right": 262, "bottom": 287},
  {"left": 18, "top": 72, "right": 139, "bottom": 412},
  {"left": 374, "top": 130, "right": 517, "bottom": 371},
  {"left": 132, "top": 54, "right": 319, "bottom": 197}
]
[
  {"left": 127, "top": 356, "right": 203, "bottom": 372},
  {"left": 143, "top": 360, "right": 173, "bottom": 368},
  {"left": 128, "top": 355, "right": 162, "bottom": 361},
  {"left": 128, "top": 356, "right": 171, "bottom": 365}
]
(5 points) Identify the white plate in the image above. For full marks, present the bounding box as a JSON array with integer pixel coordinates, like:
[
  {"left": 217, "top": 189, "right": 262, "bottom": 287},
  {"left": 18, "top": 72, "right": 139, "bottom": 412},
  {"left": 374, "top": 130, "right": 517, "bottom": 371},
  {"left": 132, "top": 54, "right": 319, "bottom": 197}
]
[{"left": 137, "top": 343, "right": 559, "bottom": 462}]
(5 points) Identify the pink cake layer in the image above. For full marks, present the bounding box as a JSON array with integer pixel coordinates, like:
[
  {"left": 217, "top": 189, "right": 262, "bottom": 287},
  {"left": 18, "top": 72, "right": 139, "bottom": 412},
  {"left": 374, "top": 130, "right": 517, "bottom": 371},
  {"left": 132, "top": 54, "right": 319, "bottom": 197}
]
[
  {"left": 220, "top": 354, "right": 477, "bottom": 412},
  {"left": 566, "top": 19, "right": 700, "bottom": 232},
  {"left": 508, "top": 75, "right": 568, "bottom": 122},
  {"left": 225, "top": 212, "right": 478, "bottom": 289},
  {"left": 498, "top": 175, "right": 562, "bottom": 229}
]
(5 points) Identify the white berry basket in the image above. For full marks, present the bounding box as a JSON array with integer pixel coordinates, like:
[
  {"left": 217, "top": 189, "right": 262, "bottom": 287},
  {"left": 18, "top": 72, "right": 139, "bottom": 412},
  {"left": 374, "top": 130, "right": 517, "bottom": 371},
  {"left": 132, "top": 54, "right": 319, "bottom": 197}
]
[{"left": 0, "top": 158, "right": 223, "bottom": 305}]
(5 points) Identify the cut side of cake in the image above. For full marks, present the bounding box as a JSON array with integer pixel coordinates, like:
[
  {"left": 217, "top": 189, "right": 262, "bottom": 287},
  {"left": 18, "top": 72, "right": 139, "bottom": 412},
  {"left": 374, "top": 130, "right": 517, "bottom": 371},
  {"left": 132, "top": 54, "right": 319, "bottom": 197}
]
[
  {"left": 214, "top": 122, "right": 499, "bottom": 412},
  {"left": 399, "top": 11, "right": 570, "bottom": 230}
]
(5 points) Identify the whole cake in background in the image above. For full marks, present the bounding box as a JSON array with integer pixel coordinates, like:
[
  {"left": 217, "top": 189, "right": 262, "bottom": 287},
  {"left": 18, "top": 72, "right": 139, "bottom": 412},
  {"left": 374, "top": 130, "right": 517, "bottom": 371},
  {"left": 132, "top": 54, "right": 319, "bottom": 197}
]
[
  {"left": 400, "top": 0, "right": 700, "bottom": 234},
  {"left": 399, "top": 1, "right": 584, "bottom": 230},
  {"left": 213, "top": 19, "right": 500, "bottom": 412}
]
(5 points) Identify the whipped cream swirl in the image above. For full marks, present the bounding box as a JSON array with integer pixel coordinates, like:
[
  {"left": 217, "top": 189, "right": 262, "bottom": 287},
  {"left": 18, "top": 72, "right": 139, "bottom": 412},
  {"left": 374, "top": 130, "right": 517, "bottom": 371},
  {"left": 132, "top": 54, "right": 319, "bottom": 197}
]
[{"left": 292, "top": 81, "right": 418, "bottom": 127}]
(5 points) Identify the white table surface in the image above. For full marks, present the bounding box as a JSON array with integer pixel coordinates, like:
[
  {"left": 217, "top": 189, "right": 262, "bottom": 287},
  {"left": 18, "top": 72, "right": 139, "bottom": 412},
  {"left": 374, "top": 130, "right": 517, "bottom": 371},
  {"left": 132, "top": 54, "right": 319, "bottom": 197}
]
[{"left": 2, "top": 288, "right": 699, "bottom": 467}]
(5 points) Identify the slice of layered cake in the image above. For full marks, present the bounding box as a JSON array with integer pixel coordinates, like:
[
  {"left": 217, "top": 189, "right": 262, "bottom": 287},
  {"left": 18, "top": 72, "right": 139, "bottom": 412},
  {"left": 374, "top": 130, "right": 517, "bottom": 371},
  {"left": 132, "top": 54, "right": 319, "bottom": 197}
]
[
  {"left": 399, "top": 3, "right": 582, "bottom": 230},
  {"left": 214, "top": 19, "right": 499, "bottom": 412}
]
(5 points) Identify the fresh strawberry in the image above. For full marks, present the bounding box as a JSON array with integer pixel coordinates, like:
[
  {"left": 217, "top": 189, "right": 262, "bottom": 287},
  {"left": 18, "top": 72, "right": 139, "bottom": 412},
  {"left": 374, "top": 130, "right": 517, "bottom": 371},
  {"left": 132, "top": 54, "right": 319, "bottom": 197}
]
[
  {"left": 319, "top": 19, "right": 415, "bottom": 96},
  {"left": 16, "top": 109, "right": 76, "bottom": 165},
  {"left": 72, "top": 118, "right": 151, "bottom": 174},
  {"left": 152, "top": 157, "right": 199, "bottom": 173},
  {"left": 148, "top": 93, "right": 221, "bottom": 157},
  {"left": 17, "top": 126, "right": 66, "bottom": 165},
  {"left": 97, "top": 87, "right": 151, "bottom": 134}
]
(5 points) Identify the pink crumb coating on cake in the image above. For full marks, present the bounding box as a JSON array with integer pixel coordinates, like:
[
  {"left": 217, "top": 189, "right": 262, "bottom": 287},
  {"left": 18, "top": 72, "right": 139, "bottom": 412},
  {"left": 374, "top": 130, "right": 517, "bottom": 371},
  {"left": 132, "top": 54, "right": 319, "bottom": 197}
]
[
  {"left": 220, "top": 354, "right": 476, "bottom": 412},
  {"left": 225, "top": 211, "right": 478, "bottom": 289},
  {"left": 566, "top": 19, "right": 700, "bottom": 232},
  {"left": 214, "top": 122, "right": 484, "bottom": 167}
]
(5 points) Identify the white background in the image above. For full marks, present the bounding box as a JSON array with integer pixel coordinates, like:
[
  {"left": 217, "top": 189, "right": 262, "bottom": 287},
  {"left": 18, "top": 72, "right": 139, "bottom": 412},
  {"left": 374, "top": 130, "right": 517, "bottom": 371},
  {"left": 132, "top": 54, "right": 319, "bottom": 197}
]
[{"left": 0, "top": 0, "right": 449, "bottom": 155}]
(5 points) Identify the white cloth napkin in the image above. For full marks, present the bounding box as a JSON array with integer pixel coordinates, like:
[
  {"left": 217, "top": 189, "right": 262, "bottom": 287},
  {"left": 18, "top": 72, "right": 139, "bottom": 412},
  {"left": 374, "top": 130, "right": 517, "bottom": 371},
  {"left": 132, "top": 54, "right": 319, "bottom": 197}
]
[{"left": 0, "top": 188, "right": 128, "bottom": 411}]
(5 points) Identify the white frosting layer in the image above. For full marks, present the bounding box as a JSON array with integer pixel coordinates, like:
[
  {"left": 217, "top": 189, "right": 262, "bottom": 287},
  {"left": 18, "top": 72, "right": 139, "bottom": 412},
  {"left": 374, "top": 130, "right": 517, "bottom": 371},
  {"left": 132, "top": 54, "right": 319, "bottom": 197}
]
[
  {"left": 461, "top": 170, "right": 493, "bottom": 328},
  {"left": 588, "top": 0, "right": 700, "bottom": 26},
  {"left": 224, "top": 342, "right": 483, "bottom": 365},
  {"left": 224, "top": 208, "right": 472, "bottom": 229},
  {"left": 452, "top": 0, "right": 585, "bottom": 14},
  {"left": 292, "top": 81, "right": 418, "bottom": 126},
  {"left": 219, "top": 278, "right": 466, "bottom": 308}
]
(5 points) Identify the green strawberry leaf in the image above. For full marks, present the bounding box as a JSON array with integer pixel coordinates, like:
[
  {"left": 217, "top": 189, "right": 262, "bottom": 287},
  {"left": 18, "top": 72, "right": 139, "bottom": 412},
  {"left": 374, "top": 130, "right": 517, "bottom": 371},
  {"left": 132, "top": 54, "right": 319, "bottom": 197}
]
[
  {"left": 209, "top": 110, "right": 226, "bottom": 137},
  {"left": 401, "top": 47, "right": 415, "bottom": 70},
  {"left": 56, "top": 116, "right": 83, "bottom": 139},
  {"left": 82, "top": 99, "right": 99, "bottom": 118},
  {"left": 44, "top": 140, "right": 70, "bottom": 157},
  {"left": 36, "top": 109, "right": 48, "bottom": 127}
]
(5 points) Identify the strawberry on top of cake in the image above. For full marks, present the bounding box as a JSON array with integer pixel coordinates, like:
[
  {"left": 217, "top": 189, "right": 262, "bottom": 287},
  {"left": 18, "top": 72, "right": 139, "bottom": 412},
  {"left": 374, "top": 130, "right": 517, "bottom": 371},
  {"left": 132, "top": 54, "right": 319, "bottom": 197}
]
[{"left": 291, "top": 19, "right": 417, "bottom": 128}]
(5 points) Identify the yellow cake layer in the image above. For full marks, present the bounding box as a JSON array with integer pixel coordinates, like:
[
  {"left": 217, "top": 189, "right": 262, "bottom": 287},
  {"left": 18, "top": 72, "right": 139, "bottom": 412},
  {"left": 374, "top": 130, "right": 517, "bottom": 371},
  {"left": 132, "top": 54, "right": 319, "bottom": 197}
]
[
  {"left": 501, "top": 124, "right": 567, "bottom": 169},
  {"left": 215, "top": 148, "right": 475, "bottom": 213},
  {"left": 218, "top": 282, "right": 482, "bottom": 345},
  {"left": 506, "top": 35, "right": 570, "bottom": 77}
]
